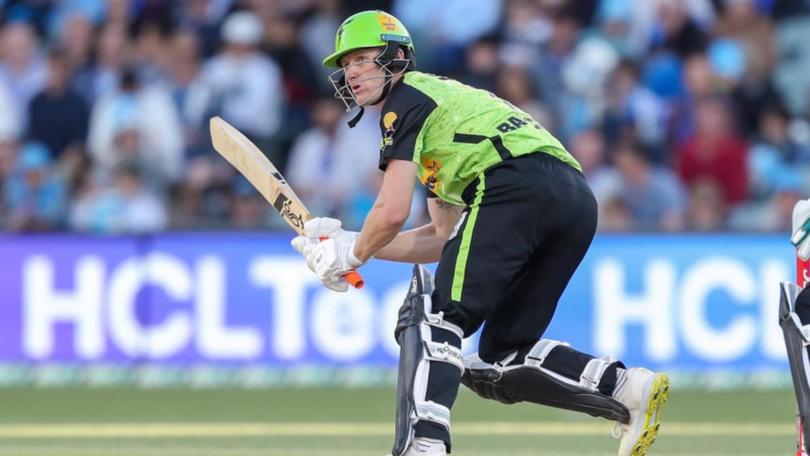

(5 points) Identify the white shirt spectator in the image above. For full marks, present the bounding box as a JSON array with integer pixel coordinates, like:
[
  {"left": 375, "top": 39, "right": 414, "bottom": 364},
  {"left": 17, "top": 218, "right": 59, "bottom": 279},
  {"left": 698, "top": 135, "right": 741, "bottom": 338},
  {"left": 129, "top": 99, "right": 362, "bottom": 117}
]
[
  {"left": 0, "top": 80, "right": 21, "bottom": 142},
  {"left": 88, "top": 82, "right": 184, "bottom": 186},
  {"left": 185, "top": 52, "right": 283, "bottom": 139},
  {"left": 393, "top": 0, "right": 501, "bottom": 47},
  {"left": 286, "top": 106, "right": 380, "bottom": 217},
  {"left": 0, "top": 22, "right": 47, "bottom": 129},
  {"left": 185, "top": 12, "right": 282, "bottom": 139}
]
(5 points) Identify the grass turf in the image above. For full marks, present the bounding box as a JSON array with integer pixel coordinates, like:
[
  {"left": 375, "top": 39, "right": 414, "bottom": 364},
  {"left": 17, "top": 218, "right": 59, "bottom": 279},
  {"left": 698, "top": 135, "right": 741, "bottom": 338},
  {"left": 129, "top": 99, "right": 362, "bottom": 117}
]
[{"left": 0, "top": 387, "right": 798, "bottom": 455}]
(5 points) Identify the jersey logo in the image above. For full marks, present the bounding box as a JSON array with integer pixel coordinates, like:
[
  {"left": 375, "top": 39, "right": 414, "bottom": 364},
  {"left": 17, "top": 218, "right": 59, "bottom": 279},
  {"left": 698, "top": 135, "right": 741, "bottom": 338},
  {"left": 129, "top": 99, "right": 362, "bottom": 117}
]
[
  {"left": 381, "top": 111, "right": 397, "bottom": 149},
  {"left": 420, "top": 158, "right": 442, "bottom": 192},
  {"left": 496, "top": 115, "right": 540, "bottom": 133}
]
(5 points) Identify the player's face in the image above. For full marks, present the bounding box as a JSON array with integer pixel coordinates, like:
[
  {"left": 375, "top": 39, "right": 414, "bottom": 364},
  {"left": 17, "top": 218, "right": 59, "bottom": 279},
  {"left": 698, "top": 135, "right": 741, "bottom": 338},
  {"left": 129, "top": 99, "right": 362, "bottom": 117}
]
[{"left": 340, "top": 48, "right": 387, "bottom": 106}]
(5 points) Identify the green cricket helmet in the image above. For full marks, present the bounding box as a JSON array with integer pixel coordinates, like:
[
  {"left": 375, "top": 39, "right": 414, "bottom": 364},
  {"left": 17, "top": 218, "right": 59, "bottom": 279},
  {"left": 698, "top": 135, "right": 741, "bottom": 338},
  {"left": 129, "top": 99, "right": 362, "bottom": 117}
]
[
  {"left": 322, "top": 10, "right": 414, "bottom": 68},
  {"left": 324, "top": 10, "right": 416, "bottom": 125}
]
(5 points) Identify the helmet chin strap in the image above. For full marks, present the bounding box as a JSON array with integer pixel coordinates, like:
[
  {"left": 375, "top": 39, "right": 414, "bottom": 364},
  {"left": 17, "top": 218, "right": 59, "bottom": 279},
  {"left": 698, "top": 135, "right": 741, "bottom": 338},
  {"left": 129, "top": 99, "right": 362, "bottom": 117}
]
[
  {"left": 347, "top": 107, "right": 365, "bottom": 128},
  {"left": 347, "top": 42, "right": 402, "bottom": 128}
]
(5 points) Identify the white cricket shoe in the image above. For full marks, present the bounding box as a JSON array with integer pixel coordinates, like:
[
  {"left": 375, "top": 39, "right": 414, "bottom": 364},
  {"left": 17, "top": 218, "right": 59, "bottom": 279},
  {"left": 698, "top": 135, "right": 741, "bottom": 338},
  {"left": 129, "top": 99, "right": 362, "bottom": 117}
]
[
  {"left": 611, "top": 367, "right": 670, "bottom": 456},
  {"left": 400, "top": 437, "right": 447, "bottom": 456}
]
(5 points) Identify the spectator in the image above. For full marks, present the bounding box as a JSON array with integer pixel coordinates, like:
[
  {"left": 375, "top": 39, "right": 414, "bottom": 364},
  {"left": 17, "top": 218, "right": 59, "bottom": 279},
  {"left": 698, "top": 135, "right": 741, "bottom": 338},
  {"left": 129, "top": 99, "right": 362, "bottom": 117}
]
[
  {"left": 286, "top": 97, "right": 379, "bottom": 223},
  {"left": 599, "top": 196, "right": 634, "bottom": 231},
  {"left": 457, "top": 36, "right": 500, "bottom": 92},
  {"left": 3, "top": 143, "right": 66, "bottom": 232},
  {"left": 185, "top": 11, "right": 283, "bottom": 148},
  {"left": 558, "top": 35, "right": 619, "bottom": 140},
  {"left": 499, "top": 0, "right": 551, "bottom": 66},
  {"left": 770, "top": 15, "right": 810, "bottom": 116},
  {"left": 730, "top": 168, "right": 802, "bottom": 232},
  {"left": 714, "top": 0, "right": 776, "bottom": 85},
  {"left": 167, "top": 29, "right": 207, "bottom": 157},
  {"left": 177, "top": 0, "right": 227, "bottom": 58},
  {"left": 169, "top": 156, "right": 234, "bottom": 230},
  {"left": 72, "top": 23, "right": 130, "bottom": 104},
  {"left": 612, "top": 141, "right": 687, "bottom": 231},
  {"left": 686, "top": 178, "right": 728, "bottom": 231},
  {"left": 0, "top": 80, "right": 22, "bottom": 143},
  {"left": 27, "top": 47, "right": 90, "bottom": 160},
  {"left": 495, "top": 65, "right": 551, "bottom": 130},
  {"left": 569, "top": 128, "right": 621, "bottom": 206},
  {"left": 705, "top": 0, "right": 778, "bottom": 135},
  {"left": 300, "top": 0, "right": 343, "bottom": 88},
  {"left": 264, "top": 11, "right": 322, "bottom": 168},
  {"left": 393, "top": 0, "right": 502, "bottom": 72},
  {"left": 668, "top": 53, "right": 716, "bottom": 145},
  {"left": 651, "top": 0, "right": 709, "bottom": 58},
  {"left": 87, "top": 68, "right": 184, "bottom": 189},
  {"left": 130, "top": 20, "right": 171, "bottom": 85},
  {"left": 530, "top": 13, "right": 580, "bottom": 130},
  {"left": 230, "top": 178, "right": 269, "bottom": 230},
  {"left": 676, "top": 96, "right": 749, "bottom": 206},
  {"left": 0, "top": 1, "right": 802, "bottom": 235},
  {"left": 0, "top": 21, "right": 47, "bottom": 126},
  {"left": 748, "top": 104, "right": 810, "bottom": 200},
  {"left": 70, "top": 164, "right": 168, "bottom": 233},
  {"left": 55, "top": 12, "right": 96, "bottom": 73},
  {"left": 602, "top": 59, "right": 667, "bottom": 152}
]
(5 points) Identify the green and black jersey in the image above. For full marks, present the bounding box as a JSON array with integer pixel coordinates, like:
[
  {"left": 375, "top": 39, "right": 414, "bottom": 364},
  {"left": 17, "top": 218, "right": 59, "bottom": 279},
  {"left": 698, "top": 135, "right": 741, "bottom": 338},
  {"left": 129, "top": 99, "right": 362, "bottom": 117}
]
[{"left": 378, "top": 71, "right": 581, "bottom": 205}]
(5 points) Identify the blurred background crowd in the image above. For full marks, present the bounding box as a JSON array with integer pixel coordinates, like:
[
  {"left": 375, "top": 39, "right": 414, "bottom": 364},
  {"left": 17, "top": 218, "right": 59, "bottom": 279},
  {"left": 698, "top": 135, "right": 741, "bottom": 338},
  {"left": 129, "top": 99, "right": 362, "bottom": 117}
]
[{"left": 0, "top": 0, "right": 809, "bottom": 233}]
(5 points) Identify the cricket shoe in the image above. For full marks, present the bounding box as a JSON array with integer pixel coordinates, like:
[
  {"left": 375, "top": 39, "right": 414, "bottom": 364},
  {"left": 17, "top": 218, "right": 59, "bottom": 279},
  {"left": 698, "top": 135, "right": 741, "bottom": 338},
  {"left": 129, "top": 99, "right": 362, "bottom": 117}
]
[
  {"left": 398, "top": 437, "right": 447, "bottom": 456},
  {"left": 611, "top": 367, "right": 670, "bottom": 456}
]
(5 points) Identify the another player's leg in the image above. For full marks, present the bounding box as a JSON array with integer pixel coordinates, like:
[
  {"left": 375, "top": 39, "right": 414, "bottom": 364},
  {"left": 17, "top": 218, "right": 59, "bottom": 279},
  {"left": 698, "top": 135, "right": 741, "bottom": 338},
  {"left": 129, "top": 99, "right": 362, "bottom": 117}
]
[
  {"left": 780, "top": 281, "right": 810, "bottom": 455},
  {"left": 390, "top": 265, "right": 464, "bottom": 456}
]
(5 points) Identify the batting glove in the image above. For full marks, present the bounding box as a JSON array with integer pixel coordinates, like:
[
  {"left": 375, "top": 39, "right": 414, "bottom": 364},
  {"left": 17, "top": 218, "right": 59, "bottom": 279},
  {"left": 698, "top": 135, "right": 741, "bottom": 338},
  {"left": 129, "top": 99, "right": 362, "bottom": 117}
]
[
  {"left": 303, "top": 217, "right": 359, "bottom": 245},
  {"left": 307, "top": 238, "right": 364, "bottom": 287}
]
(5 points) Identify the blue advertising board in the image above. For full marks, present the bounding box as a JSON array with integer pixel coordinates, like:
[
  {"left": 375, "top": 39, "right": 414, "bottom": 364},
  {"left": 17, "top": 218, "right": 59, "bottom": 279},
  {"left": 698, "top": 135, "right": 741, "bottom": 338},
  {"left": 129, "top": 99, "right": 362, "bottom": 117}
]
[{"left": 0, "top": 233, "right": 795, "bottom": 385}]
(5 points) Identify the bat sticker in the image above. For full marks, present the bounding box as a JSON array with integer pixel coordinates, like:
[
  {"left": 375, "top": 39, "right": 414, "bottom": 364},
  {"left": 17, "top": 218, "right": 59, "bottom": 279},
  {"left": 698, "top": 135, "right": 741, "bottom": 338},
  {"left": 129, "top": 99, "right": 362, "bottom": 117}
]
[
  {"left": 273, "top": 193, "right": 304, "bottom": 229},
  {"left": 271, "top": 172, "right": 287, "bottom": 185}
]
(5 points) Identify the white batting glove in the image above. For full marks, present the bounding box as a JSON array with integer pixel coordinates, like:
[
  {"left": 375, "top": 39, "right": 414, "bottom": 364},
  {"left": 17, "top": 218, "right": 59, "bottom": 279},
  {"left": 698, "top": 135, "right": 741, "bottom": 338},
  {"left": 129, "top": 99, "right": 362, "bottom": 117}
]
[
  {"left": 306, "top": 238, "right": 364, "bottom": 286},
  {"left": 291, "top": 237, "right": 355, "bottom": 292},
  {"left": 291, "top": 235, "right": 317, "bottom": 257},
  {"left": 303, "top": 217, "right": 359, "bottom": 244},
  {"left": 321, "top": 275, "right": 350, "bottom": 293}
]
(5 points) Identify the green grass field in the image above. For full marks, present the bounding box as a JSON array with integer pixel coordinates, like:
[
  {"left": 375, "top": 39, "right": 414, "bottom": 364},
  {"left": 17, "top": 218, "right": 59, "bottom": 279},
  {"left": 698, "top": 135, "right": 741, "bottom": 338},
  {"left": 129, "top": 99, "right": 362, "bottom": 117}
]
[{"left": 0, "top": 387, "right": 799, "bottom": 455}]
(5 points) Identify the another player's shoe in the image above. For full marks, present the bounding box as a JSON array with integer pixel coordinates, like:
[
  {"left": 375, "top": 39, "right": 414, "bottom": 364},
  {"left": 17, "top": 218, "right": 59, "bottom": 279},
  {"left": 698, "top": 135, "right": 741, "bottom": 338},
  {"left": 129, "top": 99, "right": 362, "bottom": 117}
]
[
  {"left": 399, "top": 437, "right": 447, "bottom": 456},
  {"left": 611, "top": 367, "right": 670, "bottom": 456}
]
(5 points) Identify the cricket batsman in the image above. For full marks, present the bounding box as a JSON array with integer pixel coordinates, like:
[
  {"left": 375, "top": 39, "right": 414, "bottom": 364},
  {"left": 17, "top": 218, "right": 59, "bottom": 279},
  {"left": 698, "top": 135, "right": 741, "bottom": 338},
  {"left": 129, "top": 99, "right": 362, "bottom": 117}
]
[{"left": 291, "top": 10, "right": 670, "bottom": 456}]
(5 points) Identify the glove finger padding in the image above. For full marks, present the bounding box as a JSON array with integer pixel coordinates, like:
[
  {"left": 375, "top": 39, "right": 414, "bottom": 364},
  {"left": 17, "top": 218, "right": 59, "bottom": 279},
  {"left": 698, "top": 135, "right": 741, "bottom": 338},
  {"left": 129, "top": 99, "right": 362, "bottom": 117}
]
[
  {"left": 304, "top": 217, "right": 343, "bottom": 239},
  {"left": 322, "top": 277, "right": 349, "bottom": 293},
  {"left": 311, "top": 240, "right": 340, "bottom": 281},
  {"left": 291, "top": 235, "right": 316, "bottom": 255},
  {"left": 303, "top": 243, "right": 319, "bottom": 272}
]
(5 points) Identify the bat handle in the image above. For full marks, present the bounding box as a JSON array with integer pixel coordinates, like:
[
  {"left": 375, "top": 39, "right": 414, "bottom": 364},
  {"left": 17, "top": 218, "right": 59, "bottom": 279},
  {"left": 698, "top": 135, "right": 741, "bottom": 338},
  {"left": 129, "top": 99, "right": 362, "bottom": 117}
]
[
  {"left": 318, "top": 236, "right": 366, "bottom": 289},
  {"left": 343, "top": 270, "right": 365, "bottom": 289}
]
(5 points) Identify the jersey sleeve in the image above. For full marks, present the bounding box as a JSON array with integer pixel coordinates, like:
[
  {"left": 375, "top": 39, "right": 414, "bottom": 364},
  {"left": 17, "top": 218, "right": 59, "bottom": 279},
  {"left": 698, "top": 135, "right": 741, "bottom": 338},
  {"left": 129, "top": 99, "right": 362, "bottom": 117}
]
[{"left": 378, "top": 83, "right": 437, "bottom": 171}]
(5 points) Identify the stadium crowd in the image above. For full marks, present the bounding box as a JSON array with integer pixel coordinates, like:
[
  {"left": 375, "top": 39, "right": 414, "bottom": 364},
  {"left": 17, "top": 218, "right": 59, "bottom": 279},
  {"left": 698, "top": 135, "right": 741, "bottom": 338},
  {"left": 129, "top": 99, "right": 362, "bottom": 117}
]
[{"left": 0, "top": 0, "right": 809, "bottom": 233}]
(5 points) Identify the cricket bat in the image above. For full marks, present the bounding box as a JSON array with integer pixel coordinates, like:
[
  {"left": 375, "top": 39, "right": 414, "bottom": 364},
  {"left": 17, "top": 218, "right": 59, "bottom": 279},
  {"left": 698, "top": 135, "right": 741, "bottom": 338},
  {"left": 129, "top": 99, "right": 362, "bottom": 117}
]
[{"left": 209, "top": 116, "right": 364, "bottom": 289}]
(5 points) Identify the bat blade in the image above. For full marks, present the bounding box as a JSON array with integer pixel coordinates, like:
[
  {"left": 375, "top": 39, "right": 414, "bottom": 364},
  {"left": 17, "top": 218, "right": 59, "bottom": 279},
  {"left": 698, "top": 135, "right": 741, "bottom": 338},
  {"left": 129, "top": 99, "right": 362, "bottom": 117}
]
[
  {"left": 209, "top": 116, "right": 309, "bottom": 235},
  {"left": 209, "top": 116, "right": 365, "bottom": 289}
]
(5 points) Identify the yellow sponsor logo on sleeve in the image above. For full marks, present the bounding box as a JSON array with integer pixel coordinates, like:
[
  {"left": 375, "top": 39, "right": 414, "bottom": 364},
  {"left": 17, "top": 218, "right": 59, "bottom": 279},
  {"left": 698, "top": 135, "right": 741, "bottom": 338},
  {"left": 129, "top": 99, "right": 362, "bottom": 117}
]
[
  {"left": 383, "top": 112, "right": 397, "bottom": 129},
  {"left": 420, "top": 158, "right": 441, "bottom": 192}
]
